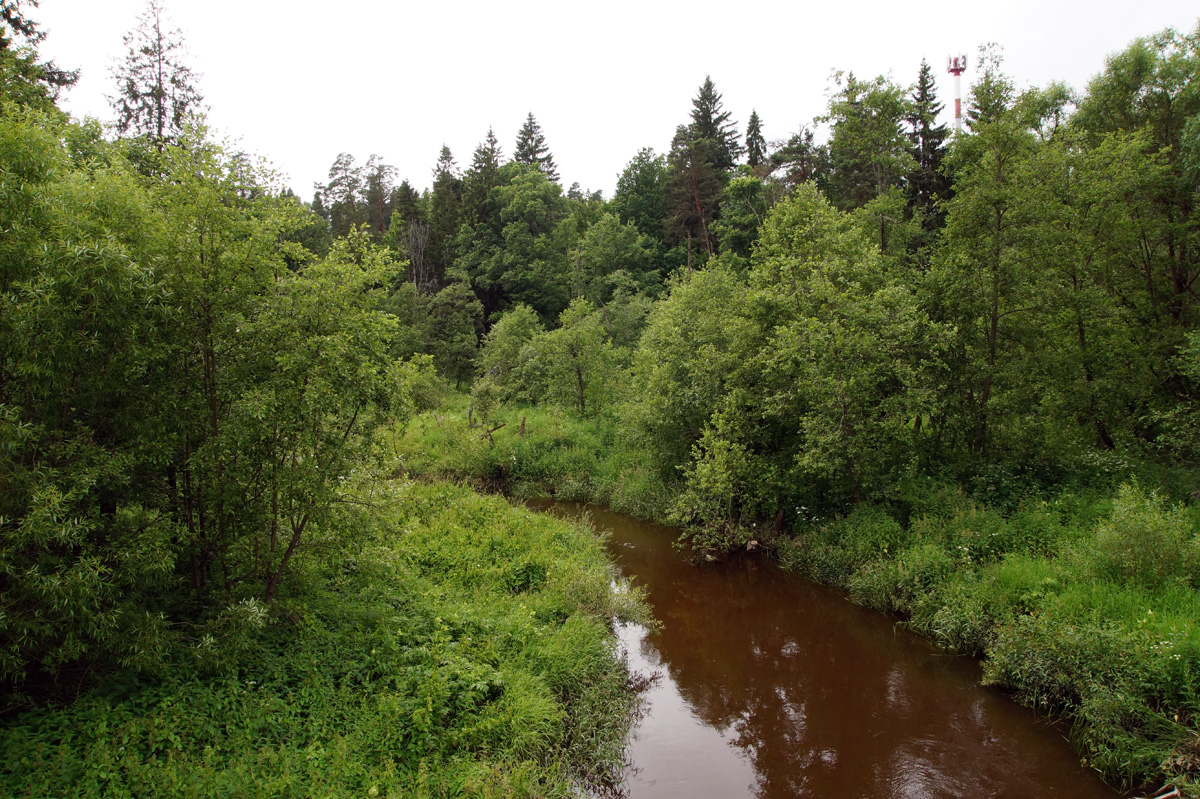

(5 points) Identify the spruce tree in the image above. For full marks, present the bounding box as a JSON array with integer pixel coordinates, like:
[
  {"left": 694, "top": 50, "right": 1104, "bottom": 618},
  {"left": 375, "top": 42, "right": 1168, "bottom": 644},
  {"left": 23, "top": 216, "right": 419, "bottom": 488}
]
[
  {"left": 461, "top": 127, "right": 503, "bottom": 224},
  {"left": 109, "top": 0, "right": 203, "bottom": 147},
  {"left": 427, "top": 145, "right": 462, "bottom": 286},
  {"left": 513, "top": 112, "right": 559, "bottom": 182},
  {"left": 745, "top": 109, "right": 766, "bottom": 168},
  {"left": 907, "top": 59, "right": 951, "bottom": 235},
  {"left": 472, "top": 127, "right": 503, "bottom": 174},
  {"left": 689, "top": 76, "right": 741, "bottom": 171}
]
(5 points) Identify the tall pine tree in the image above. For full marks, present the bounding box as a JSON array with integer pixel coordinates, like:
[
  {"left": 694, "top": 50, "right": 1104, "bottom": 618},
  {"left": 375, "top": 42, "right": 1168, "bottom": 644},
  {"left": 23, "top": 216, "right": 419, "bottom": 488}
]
[
  {"left": 745, "top": 109, "right": 766, "bottom": 168},
  {"left": 513, "top": 112, "right": 559, "bottom": 182},
  {"left": 665, "top": 125, "right": 724, "bottom": 261},
  {"left": 689, "top": 75, "right": 741, "bottom": 171},
  {"left": 907, "top": 59, "right": 951, "bottom": 237}
]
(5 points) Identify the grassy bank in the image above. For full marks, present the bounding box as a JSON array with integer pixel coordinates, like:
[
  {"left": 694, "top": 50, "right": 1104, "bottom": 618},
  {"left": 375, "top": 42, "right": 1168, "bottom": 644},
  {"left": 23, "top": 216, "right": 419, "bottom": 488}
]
[
  {"left": 396, "top": 400, "right": 1200, "bottom": 794},
  {"left": 780, "top": 484, "right": 1200, "bottom": 791},
  {"left": 1, "top": 481, "right": 645, "bottom": 798},
  {"left": 390, "top": 395, "right": 674, "bottom": 525}
]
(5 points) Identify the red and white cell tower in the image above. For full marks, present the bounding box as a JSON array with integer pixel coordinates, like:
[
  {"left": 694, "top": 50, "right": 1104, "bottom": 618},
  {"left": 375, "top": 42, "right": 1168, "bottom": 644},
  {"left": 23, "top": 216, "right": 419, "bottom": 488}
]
[{"left": 947, "top": 54, "right": 968, "bottom": 132}]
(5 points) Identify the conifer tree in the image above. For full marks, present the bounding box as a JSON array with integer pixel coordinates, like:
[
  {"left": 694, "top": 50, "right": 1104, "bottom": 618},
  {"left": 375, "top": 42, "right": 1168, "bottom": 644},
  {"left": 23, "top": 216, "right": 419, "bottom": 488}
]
[
  {"left": 907, "top": 59, "right": 951, "bottom": 234},
  {"left": 321, "top": 152, "right": 365, "bottom": 238},
  {"left": 745, "top": 109, "right": 766, "bottom": 168},
  {"left": 689, "top": 76, "right": 741, "bottom": 171},
  {"left": 427, "top": 145, "right": 462, "bottom": 286},
  {"left": 821, "top": 71, "right": 913, "bottom": 211},
  {"left": 362, "top": 154, "right": 397, "bottom": 239},
  {"left": 666, "top": 125, "right": 724, "bottom": 260},
  {"left": 461, "top": 127, "right": 503, "bottom": 225},
  {"left": 513, "top": 112, "right": 559, "bottom": 182},
  {"left": 472, "top": 127, "right": 503, "bottom": 174},
  {"left": 0, "top": 0, "right": 77, "bottom": 110},
  {"left": 109, "top": 0, "right": 203, "bottom": 147}
]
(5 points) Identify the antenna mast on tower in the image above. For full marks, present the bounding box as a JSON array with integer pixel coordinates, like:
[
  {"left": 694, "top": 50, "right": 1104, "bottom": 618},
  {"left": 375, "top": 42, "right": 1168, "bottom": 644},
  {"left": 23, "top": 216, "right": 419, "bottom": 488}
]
[{"left": 947, "top": 54, "right": 968, "bottom": 132}]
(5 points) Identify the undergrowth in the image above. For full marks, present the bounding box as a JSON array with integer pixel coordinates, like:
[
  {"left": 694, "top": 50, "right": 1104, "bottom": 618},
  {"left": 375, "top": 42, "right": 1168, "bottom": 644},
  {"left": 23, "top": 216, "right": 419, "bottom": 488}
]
[
  {"left": 0, "top": 481, "right": 647, "bottom": 798},
  {"left": 389, "top": 395, "right": 673, "bottom": 524},
  {"left": 780, "top": 482, "right": 1200, "bottom": 794}
]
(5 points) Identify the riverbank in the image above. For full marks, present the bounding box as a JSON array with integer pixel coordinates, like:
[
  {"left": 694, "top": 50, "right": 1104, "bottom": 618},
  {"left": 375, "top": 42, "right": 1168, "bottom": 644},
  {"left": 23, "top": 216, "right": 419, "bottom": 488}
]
[
  {"left": 1, "top": 481, "right": 644, "bottom": 798},
  {"left": 393, "top": 400, "right": 1200, "bottom": 796}
]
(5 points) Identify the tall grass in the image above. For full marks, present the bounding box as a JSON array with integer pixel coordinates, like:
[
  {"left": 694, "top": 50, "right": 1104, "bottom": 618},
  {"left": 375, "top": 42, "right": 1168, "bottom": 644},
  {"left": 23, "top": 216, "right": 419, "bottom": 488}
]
[{"left": 390, "top": 395, "right": 674, "bottom": 524}]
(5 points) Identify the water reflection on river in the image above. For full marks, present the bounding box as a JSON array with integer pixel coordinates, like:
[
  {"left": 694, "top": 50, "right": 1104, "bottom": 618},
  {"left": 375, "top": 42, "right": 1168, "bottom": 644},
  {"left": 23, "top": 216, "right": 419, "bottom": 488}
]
[{"left": 532, "top": 501, "right": 1121, "bottom": 799}]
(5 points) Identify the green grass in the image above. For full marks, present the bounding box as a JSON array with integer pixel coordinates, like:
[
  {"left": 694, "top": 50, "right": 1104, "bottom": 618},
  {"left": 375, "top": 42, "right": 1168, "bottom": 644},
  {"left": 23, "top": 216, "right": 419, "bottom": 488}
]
[
  {"left": 389, "top": 395, "right": 674, "bottom": 524},
  {"left": 781, "top": 482, "right": 1200, "bottom": 793},
  {"left": 0, "top": 481, "right": 646, "bottom": 798}
]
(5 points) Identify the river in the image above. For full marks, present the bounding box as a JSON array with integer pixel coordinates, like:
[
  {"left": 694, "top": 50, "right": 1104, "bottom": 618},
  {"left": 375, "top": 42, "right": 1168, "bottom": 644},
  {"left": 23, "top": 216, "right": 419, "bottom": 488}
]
[{"left": 533, "top": 501, "right": 1122, "bottom": 799}]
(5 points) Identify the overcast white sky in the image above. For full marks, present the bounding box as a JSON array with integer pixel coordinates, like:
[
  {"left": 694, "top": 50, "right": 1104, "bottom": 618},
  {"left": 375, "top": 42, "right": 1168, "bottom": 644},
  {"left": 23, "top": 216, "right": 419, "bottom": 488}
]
[{"left": 32, "top": 1, "right": 1200, "bottom": 202}]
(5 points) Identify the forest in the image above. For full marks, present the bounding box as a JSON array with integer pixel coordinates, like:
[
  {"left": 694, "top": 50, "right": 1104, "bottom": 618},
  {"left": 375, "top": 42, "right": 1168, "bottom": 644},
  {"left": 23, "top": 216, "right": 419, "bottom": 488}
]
[{"left": 3, "top": 0, "right": 1200, "bottom": 795}]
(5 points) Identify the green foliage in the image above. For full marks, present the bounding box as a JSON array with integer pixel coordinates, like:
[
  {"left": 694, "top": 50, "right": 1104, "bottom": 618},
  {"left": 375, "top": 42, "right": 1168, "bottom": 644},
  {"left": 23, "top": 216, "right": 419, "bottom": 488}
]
[
  {"left": 0, "top": 482, "right": 643, "bottom": 798},
  {"left": 110, "top": 0, "right": 203, "bottom": 148},
  {"left": 425, "top": 281, "right": 482, "bottom": 389},
  {"left": 820, "top": 72, "right": 915, "bottom": 212},
  {"left": 0, "top": 114, "right": 415, "bottom": 687},
  {"left": 477, "top": 303, "right": 546, "bottom": 404},
  {"left": 0, "top": 6, "right": 73, "bottom": 116},
  {"left": 711, "top": 174, "right": 768, "bottom": 261},
  {"left": 627, "top": 263, "right": 751, "bottom": 475},
  {"left": 688, "top": 76, "right": 741, "bottom": 171},
  {"left": 610, "top": 147, "right": 668, "bottom": 247},
  {"left": 744, "top": 110, "right": 766, "bottom": 168},
  {"left": 573, "top": 211, "right": 658, "bottom": 304},
  {"left": 392, "top": 398, "right": 672, "bottom": 524},
  {"left": 538, "top": 299, "right": 617, "bottom": 418},
  {"left": 1090, "top": 483, "right": 1200, "bottom": 590},
  {"left": 453, "top": 163, "right": 570, "bottom": 322},
  {"left": 774, "top": 481, "right": 1200, "bottom": 790},
  {"left": 512, "top": 112, "right": 558, "bottom": 183}
]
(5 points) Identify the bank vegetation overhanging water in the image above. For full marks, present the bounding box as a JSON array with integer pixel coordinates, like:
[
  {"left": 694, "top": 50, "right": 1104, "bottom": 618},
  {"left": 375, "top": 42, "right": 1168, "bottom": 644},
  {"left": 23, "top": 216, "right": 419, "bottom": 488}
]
[{"left": 393, "top": 398, "right": 1200, "bottom": 796}]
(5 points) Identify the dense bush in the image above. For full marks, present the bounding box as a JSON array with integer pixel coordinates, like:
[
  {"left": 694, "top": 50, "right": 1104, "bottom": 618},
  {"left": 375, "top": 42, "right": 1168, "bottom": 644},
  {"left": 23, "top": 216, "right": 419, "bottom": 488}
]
[
  {"left": 0, "top": 482, "right": 645, "bottom": 798},
  {"left": 392, "top": 396, "right": 673, "bottom": 524}
]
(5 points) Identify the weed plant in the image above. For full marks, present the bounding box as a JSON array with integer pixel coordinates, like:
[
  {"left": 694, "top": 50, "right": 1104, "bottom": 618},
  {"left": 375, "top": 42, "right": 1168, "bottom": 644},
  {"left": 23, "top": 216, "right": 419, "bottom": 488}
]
[
  {"left": 391, "top": 395, "right": 673, "bottom": 524},
  {"left": 781, "top": 481, "right": 1200, "bottom": 793},
  {"left": 1, "top": 482, "right": 646, "bottom": 798}
]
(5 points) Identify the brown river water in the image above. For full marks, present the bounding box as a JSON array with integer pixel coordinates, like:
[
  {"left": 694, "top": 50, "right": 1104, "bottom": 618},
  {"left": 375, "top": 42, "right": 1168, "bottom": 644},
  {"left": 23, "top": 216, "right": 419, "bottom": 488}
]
[{"left": 531, "top": 501, "right": 1123, "bottom": 799}]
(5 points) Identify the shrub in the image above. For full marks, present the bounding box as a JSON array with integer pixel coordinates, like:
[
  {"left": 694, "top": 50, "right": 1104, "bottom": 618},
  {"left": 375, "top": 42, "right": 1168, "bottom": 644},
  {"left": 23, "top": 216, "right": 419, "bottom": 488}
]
[{"left": 1091, "top": 483, "right": 1199, "bottom": 590}]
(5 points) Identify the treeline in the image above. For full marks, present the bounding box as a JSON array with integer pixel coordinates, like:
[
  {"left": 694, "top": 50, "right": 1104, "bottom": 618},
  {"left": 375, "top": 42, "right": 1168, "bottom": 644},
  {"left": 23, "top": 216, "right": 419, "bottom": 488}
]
[{"left": 369, "top": 33, "right": 1200, "bottom": 541}]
